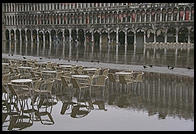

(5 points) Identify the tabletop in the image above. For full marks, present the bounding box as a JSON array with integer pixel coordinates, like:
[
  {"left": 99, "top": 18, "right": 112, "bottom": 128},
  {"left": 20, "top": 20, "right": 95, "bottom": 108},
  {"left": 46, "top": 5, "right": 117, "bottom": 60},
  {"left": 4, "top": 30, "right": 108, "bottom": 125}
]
[
  {"left": 2, "top": 63, "right": 9, "bottom": 66},
  {"left": 115, "top": 71, "right": 133, "bottom": 75},
  {"left": 42, "top": 70, "right": 57, "bottom": 73},
  {"left": 59, "top": 65, "right": 73, "bottom": 68},
  {"left": 72, "top": 75, "right": 90, "bottom": 78},
  {"left": 18, "top": 66, "right": 32, "bottom": 69},
  {"left": 83, "top": 68, "right": 98, "bottom": 71},
  {"left": 11, "top": 79, "right": 33, "bottom": 83}
]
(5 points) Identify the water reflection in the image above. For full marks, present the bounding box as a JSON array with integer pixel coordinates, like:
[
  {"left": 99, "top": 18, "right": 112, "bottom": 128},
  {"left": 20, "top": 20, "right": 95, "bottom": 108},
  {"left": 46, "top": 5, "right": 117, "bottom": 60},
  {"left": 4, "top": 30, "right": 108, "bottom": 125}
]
[
  {"left": 3, "top": 40, "right": 194, "bottom": 68},
  {"left": 2, "top": 72, "right": 194, "bottom": 131}
]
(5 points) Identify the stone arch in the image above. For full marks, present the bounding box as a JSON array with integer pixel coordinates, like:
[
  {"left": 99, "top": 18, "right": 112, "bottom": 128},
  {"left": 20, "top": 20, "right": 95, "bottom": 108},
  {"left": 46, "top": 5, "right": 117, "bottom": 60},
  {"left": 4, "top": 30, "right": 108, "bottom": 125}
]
[{"left": 162, "top": 8, "right": 166, "bottom": 21}]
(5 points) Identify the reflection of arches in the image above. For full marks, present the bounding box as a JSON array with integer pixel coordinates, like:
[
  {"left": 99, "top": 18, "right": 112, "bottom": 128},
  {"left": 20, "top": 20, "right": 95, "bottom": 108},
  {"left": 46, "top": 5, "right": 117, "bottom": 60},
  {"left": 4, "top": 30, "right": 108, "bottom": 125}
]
[
  {"left": 127, "top": 30, "right": 134, "bottom": 45},
  {"left": 119, "top": 31, "right": 125, "bottom": 46},
  {"left": 178, "top": 27, "right": 188, "bottom": 43},
  {"left": 167, "top": 27, "right": 176, "bottom": 43}
]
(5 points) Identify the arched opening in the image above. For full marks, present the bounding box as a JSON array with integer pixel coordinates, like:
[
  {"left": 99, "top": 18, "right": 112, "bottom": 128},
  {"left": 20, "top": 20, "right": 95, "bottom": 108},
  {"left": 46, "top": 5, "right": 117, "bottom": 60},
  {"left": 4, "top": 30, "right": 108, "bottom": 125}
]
[
  {"left": 136, "top": 30, "right": 144, "bottom": 47},
  {"left": 178, "top": 27, "right": 188, "bottom": 43},
  {"left": 51, "top": 30, "right": 56, "bottom": 56},
  {"left": 27, "top": 29, "right": 31, "bottom": 54},
  {"left": 156, "top": 29, "right": 165, "bottom": 43},
  {"left": 16, "top": 29, "right": 20, "bottom": 54},
  {"left": 119, "top": 30, "right": 125, "bottom": 51},
  {"left": 127, "top": 30, "right": 134, "bottom": 50},
  {"left": 94, "top": 31, "right": 100, "bottom": 56},
  {"left": 32, "top": 30, "right": 38, "bottom": 55},
  {"left": 38, "top": 31, "right": 43, "bottom": 55},
  {"left": 21, "top": 29, "right": 25, "bottom": 55},
  {"left": 190, "top": 28, "right": 194, "bottom": 43},
  {"left": 10, "top": 30, "right": 15, "bottom": 54},
  {"left": 167, "top": 27, "right": 176, "bottom": 43},
  {"left": 45, "top": 31, "right": 50, "bottom": 54},
  {"left": 146, "top": 29, "right": 154, "bottom": 43}
]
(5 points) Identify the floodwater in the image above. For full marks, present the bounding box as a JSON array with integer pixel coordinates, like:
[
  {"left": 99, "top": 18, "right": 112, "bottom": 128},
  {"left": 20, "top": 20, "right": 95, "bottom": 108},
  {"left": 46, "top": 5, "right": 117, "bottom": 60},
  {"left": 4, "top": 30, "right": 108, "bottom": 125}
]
[
  {"left": 2, "top": 72, "right": 194, "bottom": 131},
  {"left": 2, "top": 40, "right": 194, "bottom": 68},
  {"left": 2, "top": 41, "right": 194, "bottom": 131}
]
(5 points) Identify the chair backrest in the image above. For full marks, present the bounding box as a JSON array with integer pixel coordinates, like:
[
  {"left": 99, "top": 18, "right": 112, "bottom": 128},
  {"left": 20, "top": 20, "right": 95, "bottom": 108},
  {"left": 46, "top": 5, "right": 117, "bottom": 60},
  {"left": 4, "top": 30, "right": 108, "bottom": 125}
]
[
  {"left": 70, "top": 78, "right": 80, "bottom": 89},
  {"left": 119, "top": 75, "right": 127, "bottom": 84},
  {"left": 103, "top": 69, "right": 109, "bottom": 76},
  {"left": 41, "top": 80, "right": 54, "bottom": 92},
  {"left": 7, "top": 83, "right": 19, "bottom": 97},
  {"left": 135, "top": 72, "right": 144, "bottom": 82},
  {"left": 61, "top": 76, "right": 69, "bottom": 88},
  {"left": 108, "top": 73, "right": 116, "bottom": 82},
  {"left": 2, "top": 73, "right": 11, "bottom": 84},
  {"left": 96, "top": 75, "right": 107, "bottom": 86}
]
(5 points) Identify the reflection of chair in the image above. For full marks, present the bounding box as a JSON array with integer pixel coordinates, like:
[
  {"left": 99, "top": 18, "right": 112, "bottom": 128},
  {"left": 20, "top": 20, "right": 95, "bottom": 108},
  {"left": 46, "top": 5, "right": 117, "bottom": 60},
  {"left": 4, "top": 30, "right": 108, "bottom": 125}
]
[
  {"left": 119, "top": 75, "right": 134, "bottom": 89},
  {"left": 71, "top": 78, "right": 90, "bottom": 92},
  {"left": 108, "top": 73, "right": 119, "bottom": 89},
  {"left": 8, "top": 115, "right": 33, "bottom": 130},
  {"left": 91, "top": 75, "right": 107, "bottom": 91},
  {"left": 92, "top": 100, "right": 107, "bottom": 111},
  {"left": 70, "top": 104, "right": 90, "bottom": 118}
]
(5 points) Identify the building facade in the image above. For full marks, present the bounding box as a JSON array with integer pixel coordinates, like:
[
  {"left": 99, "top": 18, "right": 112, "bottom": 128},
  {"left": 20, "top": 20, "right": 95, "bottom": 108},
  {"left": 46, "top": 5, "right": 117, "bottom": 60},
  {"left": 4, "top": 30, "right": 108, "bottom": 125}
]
[{"left": 2, "top": 3, "right": 194, "bottom": 55}]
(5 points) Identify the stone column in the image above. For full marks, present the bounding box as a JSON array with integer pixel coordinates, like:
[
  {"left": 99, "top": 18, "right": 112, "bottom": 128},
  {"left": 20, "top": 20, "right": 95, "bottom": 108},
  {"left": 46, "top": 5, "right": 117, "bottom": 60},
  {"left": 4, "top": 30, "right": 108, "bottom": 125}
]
[
  {"left": 154, "top": 30, "right": 156, "bottom": 43},
  {"left": 14, "top": 29, "right": 17, "bottom": 54},
  {"left": 20, "top": 29, "right": 22, "bottom": 54},
  {"left": 25, "top": 29, "right": 28, "bottom": 55},
  {"left": 9, "top": 30, "right": 11, "bottom": 54},
  {"left": 177, "top": 11, "right": 179, "bottom": 21},
  {"left": 144, "top": 31, "right": 146, "bottom": 44},
  {"left": 100, "top": 33, "right": 102, "bottom": 53},
  {"left": 49, "top": 31, "right": 52, "bottom": 56},
  {"left": 125, "top": 29, "right": 127, "bottom": 56},
  {"left": 84, "top": 31, "right": 87, "bottom": 52},
  {"left": 176, "top": 27, "right": 179, "bottom": 43},
  {"left": 37, "top": 30, "right": 39, "bottom": 56},
  {"left": 116, "top": 28, "right": 119, "bottom": 63},
  {"left": 62, "top": 29, "right": 65, "bottom": 57},
  {"left": 160, "top": 12, "right": 162, "bottom": 22},
  {"left": 91, "top": 30, "right": 94, "bottom": 60},
  {"left": 43, "top": 33, "right": 46, "bottom": 55},
  {"left": 69, "top": 28, "right": 72, "bottom": 59},
  {"left": 31, "top": 30, "right": 33, "bottom": 55},
  {"left": 134, "top": 31, "right": 136, "bottom": 47},
  {"left": 164, "top": 29, "right": 167, "bottom": 43},
  {"left": 175, "top": 48, "right": 178, "bottom": 66},
  {"left": 188, "top": 28, "right": 191, "bottom": 44}
]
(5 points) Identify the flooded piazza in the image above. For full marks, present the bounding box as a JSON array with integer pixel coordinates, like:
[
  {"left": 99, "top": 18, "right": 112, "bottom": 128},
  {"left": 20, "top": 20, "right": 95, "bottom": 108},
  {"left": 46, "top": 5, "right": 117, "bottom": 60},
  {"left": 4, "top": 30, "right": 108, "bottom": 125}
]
[{"left": 2, "top": 3, "right": 194, "bottom": 131}]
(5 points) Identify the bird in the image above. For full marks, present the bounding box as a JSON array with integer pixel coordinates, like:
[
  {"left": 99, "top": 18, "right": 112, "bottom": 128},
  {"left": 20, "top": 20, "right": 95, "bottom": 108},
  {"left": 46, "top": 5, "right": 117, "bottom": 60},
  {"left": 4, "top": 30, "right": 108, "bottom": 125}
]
[
  {"left": 59, "top": 58, "right": 61, "bottom": 60},
  {"left": 76, "top": 59, "right": 78, "bottom": 62},
  {"left": 187, "top": 67, "right": 192, "bottom": 69},
  {"left": 91, "top": 60, "right": 94, "bottom": 62},
  {"left": 40, "top": 57, "right": 42, "bottom": 60},
  {"left": 68, "top": 59, "right": 70, "bottom": 62},
  {"left": 143, "top": 65, "right": 147, "bottom": 69},
  {"left": 8, "top": 54, "right": 10, "bottom": 56},
  {"left": 149, "top": 65, "right": 152, "bottom": 67},
  {"left": 23, "top": 56, "right": 26, "bottom": 59},
  {"left": 169, "top": 66, "right": 174, "bottom": 70},
  {"left": 11, "top": 54, "right": 13, "bottom": 56},
  {"left": 167, "top": 65, "right": 170, "bottom": 69},
  {"left": 97, "top": 60, "right": 99, "bottom": 64}
]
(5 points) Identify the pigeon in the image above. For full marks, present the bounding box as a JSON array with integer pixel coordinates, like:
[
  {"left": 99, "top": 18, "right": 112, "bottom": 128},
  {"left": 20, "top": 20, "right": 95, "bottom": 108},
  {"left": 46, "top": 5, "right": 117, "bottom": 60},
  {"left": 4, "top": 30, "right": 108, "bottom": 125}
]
[
  {"left": 143, "top": 65, "right": 147, "bottom": 69},
  {"left": 11, "top": 54, "right": 13, "bottom": 56},
  {"left": 97, "top": 60, "right": 99, "bottom": 64},
  {"left": 68, "top": 59, "right": 70, "bottom": 62},
  {"left": 8, "top": 54, "right": 10, "bottom": 56},
  {"left": 149, "top": 65, "right": 152, "bottom": 67},
  {"left": 169, "top": 66, "right": 174, "bottom": 70},
  {"left": 187, "top": 67, "right": 192, "bottom": 69},
  {"left": 167, "top": 65, "right": 170, "bottom": 69},
  {"left": 76, "top": 59, "right": 78, "bottom": 62},
  {"left": 40, "top": 57, "right": 42, "bottom": 60},
  {"left": 23, "top": 57, "right": 26, "bottom": 59},
  {"left": 59, "top": 58, "right": 61, "bottom": 60},
  {"left": 91, "top": 60, "right": 94, "bottom": 62}
]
